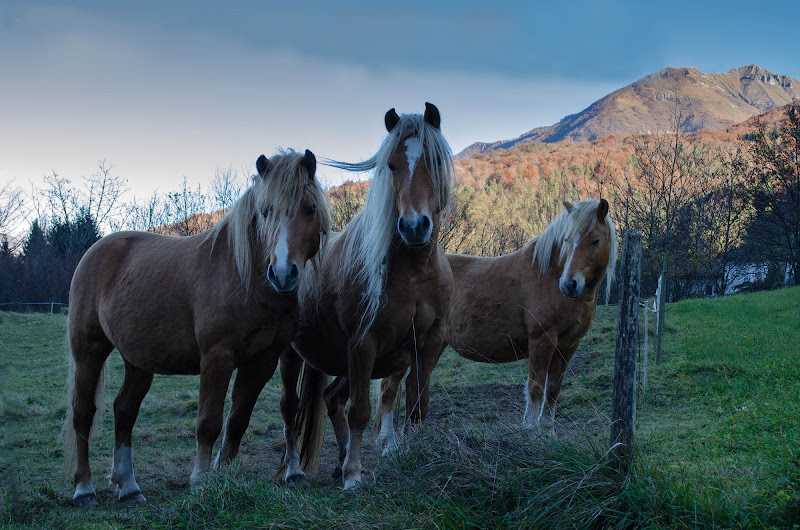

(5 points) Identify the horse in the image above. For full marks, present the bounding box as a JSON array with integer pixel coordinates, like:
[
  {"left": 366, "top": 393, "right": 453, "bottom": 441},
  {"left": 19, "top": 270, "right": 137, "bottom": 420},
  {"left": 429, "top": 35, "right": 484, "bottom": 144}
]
[
  {"left": 375, "top": 198, "right": 617, "bottom": 445},
  {"left": 278, "top": 103, "right": 454, "bottom": 489},
  {"left": 63, "top": 149, "right": 331, "bottom": 506}
]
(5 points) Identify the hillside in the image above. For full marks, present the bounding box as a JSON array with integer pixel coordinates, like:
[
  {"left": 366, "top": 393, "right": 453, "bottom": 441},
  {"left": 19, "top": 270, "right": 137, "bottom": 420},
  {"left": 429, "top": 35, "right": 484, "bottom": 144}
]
[
  {"left": 453, "top": 101, "right": 800, "bottom": 189},
  {"left": 458, "top": 65, "right": 800, "bottom": 158}
]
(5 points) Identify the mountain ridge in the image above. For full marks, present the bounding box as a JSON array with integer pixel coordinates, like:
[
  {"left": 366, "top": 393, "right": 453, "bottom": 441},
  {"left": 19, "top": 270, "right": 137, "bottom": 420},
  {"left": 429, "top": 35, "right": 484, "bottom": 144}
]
[{"left": 456, "top": 65, "right": 800, "bottom": 159}]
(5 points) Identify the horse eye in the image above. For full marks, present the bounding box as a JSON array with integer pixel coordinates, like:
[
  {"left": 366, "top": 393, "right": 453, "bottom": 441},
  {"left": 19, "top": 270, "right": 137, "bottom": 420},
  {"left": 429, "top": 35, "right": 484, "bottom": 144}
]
[
  {"left": 592, "top": 239, "right": 601, "bottom": 246},
  {"left": 388, "top": 162, "right": 396, "bottom": 172},
  {"left": 305, "top": 205, "right": 317, "bottom": 217}
]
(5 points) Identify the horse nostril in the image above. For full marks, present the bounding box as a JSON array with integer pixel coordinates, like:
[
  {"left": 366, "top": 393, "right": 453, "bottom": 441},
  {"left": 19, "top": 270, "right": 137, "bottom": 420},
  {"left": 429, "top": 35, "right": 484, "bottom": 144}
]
[
  {"left": 267, "top": 264, "right": 277, "bottom": 283},
  {"left": 288, "top": 263, "right": 299, "bottom": 282},
  {"left": 421, "top": 216, "right": 431, "bottom": 231},
  {"left": 398, "top": 217, "right": 407, "bottom": 233},
  {"left": 571, "top": 279, "right": 578, "bottom": 290}
]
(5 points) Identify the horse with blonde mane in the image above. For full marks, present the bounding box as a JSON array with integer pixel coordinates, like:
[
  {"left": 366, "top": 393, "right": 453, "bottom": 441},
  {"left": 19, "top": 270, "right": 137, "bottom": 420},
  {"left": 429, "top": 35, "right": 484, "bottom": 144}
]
[
  {"left": 376, "top": 198, "right": 617, "bottom": 444},
  {"left": 279, "top": 103, "right": 454, "bottom": 489},
  {"left": 63, "top": 149, "right": 330, "bottom": 505}
]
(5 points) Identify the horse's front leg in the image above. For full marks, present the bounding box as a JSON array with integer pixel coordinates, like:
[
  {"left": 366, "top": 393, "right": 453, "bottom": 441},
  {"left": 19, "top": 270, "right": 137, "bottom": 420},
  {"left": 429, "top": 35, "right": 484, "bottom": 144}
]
[
  {"left": 541, "top": 343, "right": 578, "bottom": 427},
  {"left": 190, "top": 351, "right": 235, "bottom": 487},
  {"left": 216, "top": 352, "right": 279, "bottom": 468},
  {"left": 341, "top": 335, "right": 377, "bottom": 490},
  {"left": 405, "top": 318, "right": 447, "bottom": 426},
  {"left": 279, "top": 347, "right": 306, "bottom": 485},
  {"left": 523, "top": 331, "right": 558, "bottom": 431}
]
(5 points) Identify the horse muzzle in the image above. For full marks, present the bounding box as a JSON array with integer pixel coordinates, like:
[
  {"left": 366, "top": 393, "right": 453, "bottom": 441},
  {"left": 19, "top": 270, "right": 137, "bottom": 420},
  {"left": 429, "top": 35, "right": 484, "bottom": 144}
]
[
  {"left": 397, "top": 214, "right": 432, "bottom": 247},
  {"left": 267, "top": 262, "right": 300, "bottom": 293},
  {"left": 559, "top": 275, "right": 585, "bottom": 298}
]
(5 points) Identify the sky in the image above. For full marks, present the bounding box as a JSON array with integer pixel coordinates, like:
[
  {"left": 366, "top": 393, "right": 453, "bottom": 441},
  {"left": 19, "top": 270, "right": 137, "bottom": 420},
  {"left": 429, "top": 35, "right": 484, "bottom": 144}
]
[{"left": 2, "top": 0, "right": 800, "bottom": 217}]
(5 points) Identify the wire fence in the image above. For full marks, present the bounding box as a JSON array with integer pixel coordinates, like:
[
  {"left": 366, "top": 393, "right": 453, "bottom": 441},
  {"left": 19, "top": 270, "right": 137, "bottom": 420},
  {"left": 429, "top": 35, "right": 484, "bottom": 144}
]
[{"left": 0, "top": 302, "right": 68, "bottom": 313}]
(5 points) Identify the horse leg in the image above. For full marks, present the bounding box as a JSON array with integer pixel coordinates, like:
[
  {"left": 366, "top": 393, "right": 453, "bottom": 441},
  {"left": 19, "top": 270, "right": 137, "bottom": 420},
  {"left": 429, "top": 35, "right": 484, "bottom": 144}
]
[
  {"left": 111, "top": 359, "right": 153, "bottom": 502},
  {"left": 541, "top": 344, "right": 578, "bottom": 428},
  {"left": 341, "top": 336, "right": 377, "bottom": 490},
  {"left": 216, "top": 353, "right": 279, "bottom": 469},
  {"left": 323, "top": 376, "right": 350, "bottom": 480},
  {"left": 405, "top": 321, "right": 447, "bottom": 426},
  {"left": 68, "top": 334, "right": 113, "bottom": 506},
  {"left": 279, "top": 348, "right": 306, "bottom": 484},
  {"left": 523, "top": 332, "right": 558, "bottom": 430},
  {"left": 190, "top": 352, "right": 235, "bottom": 487},
  {"left": 376, "top": 373, "right": 403, "bottom": 454}
]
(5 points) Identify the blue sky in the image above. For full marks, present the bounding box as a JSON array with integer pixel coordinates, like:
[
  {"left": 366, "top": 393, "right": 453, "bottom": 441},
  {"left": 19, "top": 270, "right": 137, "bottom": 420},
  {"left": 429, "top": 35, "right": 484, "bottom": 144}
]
[{"left": 2, "top": 0, "right": 799, "bottom": 203}]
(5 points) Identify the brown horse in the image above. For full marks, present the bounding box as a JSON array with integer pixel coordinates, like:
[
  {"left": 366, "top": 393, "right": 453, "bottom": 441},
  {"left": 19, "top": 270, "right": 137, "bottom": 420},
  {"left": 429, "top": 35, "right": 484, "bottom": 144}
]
[
  {"left": 279, "top": 103, "right": 454, "bottom": 489},
  {"left": 376, "top": 198, "right": 617, "bottom": 446},
  {"left": 63, "top": 149, "right": 331, "bottom": 505}
]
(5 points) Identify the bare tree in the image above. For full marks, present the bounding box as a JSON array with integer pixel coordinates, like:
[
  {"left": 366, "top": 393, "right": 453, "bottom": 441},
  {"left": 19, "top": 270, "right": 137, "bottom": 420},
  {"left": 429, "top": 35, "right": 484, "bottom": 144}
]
[
  {"left": 163, "top": 177, "right": 212, "bottom": 236},
  {"left": 210, "top": 165, "right": 244, "bottom": 214},
  {"left": 0, "top": 179, "right": 25, "bottom": 242},
  {"left": 83, "top": 160, "right": 129, "bottom": 229}
]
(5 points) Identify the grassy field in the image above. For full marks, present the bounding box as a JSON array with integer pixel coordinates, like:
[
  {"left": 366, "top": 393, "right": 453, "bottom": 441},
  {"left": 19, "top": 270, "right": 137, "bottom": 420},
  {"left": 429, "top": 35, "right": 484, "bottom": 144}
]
[{"left": 1, "top": 286, "right": 798, "bottom": 528}]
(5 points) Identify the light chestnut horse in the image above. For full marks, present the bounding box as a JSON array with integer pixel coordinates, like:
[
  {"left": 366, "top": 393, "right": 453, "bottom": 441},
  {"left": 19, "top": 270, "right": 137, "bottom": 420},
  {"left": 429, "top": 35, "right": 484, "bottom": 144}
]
[
  {"left": 376, "top": 198, "right": 617, "bottom": 447},
  {"left": 63, "top": 149, "right": 330, "bottom": 506},
  {"left": 279, "top": 103, "right": 454, "bottom": 489}
]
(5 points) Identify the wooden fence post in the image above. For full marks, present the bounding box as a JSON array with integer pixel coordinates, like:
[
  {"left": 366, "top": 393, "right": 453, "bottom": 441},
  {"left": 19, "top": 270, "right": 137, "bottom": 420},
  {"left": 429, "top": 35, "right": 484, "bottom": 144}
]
[{"left": 611, "top": 231, "right": 642, "bottom": 464}]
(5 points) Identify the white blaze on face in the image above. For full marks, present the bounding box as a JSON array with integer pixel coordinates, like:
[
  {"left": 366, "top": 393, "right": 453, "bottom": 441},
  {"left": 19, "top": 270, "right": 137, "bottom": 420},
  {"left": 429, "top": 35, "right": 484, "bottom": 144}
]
[
  {"left": 404, "top": 137, "right": 423, "bottom": 181},
  {"left": 561, "top": 240, "right": 579, "bottom": 280},
  {"left": 274, "top": 222, "right": 290, "bottom": 271}
]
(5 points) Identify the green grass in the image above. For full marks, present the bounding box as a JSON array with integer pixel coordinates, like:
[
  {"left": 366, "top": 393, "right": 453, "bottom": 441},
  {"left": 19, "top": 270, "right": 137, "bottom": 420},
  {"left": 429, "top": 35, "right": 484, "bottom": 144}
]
[{"left": 1, "top": 287, "right": 798, "bottom": 528}]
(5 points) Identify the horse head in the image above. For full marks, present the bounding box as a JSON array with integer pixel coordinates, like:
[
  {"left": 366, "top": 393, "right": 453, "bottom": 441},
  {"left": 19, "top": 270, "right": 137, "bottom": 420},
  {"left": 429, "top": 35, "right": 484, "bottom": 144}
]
[
  {"left": 558, "top": 198, "right": 613, "bottom": 298},
  {"left": 255, "top": 150, "right": 325, "bottom": 293},
  {"left": 384, "top": 103, "right": 444, "bottom": 247}
]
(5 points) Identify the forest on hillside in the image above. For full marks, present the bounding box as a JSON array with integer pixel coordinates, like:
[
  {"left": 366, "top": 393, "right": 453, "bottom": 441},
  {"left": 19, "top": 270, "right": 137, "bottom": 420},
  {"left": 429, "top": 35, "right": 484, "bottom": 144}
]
[{"left": 1, "top": 104, "right": 798, "bottom": 309}]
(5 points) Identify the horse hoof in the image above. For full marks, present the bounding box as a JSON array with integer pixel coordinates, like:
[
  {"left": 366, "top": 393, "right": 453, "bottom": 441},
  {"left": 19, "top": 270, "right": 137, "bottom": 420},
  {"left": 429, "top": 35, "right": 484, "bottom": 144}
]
[
  {"left": 73, "top": 493, "right": 98, "bottom": 507},
  {"left": 285, "top": 473, "right": 308, "bottom": 488},
  {"left": 342, "top": 477, "right": 362, "bottom": 491},
  {"left": 331, "top": 464, "right": 343, "bottom": 481},
  {"left": 118, "top": 490, "right": 146, "bottom": 503}
]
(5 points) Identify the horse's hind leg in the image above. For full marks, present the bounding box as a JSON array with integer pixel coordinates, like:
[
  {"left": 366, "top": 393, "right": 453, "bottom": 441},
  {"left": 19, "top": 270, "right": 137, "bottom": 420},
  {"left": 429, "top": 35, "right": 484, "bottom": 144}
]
[
  {"left": 217, "top": 352, "right": 279, "bottom": 468},
  {"left": 111, "top": 358, "right": 153, "bottom": 502},
  {"left": 323, "top": 376, "right": 350, "bottom": 480},
  {"left": 190, "top": 351, "right": 235, "bottom": 487},
  {"left": 68, "top": 333, "right": 113, "bottom": 506},
  {"left": 376, "top": 373, "right": 403, "bottom": 454}
]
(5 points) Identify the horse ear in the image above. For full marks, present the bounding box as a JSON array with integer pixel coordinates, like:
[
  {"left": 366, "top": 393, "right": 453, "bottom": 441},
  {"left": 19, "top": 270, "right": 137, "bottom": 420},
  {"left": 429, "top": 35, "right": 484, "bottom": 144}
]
[
  {"left": 563, "top": 201, "right": 574, "bottom": 214},
  {"left": 385, "top": 108, "right": 400, "bottom": 132},
  {"left": 256, "top": 155, "right": 270, "bottom": 179},
  {"left": 597, "top": 198, "right": 609, "bottom": 220},
  {"left": 424, "top": 102, "right": 441, "bottom": 129},
  {"left": 302, "top": 149, "right": 316, "bottom": 180}
]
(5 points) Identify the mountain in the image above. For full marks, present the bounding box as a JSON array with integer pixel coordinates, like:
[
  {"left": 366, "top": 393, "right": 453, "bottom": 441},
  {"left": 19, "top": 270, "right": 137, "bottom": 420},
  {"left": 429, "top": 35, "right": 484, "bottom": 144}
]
[{"left": 457, "top": 65, "right": 800, "bottom": 158}]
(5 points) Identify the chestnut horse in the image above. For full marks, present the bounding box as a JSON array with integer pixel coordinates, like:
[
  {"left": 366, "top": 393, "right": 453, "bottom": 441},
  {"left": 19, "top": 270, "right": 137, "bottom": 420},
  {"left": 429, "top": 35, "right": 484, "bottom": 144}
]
[
  {"left": 376, "top": 198, "right": 617, "bottom": 446},
  {"left": 63, "top": 149, "right": 330, "bottom": 505},
  {"left": 279, "top": 103, "right": 454, "bottom": 489}
]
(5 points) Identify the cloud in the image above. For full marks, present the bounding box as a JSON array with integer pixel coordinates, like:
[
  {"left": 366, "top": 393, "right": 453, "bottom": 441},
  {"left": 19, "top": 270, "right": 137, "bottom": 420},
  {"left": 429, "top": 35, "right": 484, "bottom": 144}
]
[{"left": 0, "top": 4, "right": 617, "bottom": 200}]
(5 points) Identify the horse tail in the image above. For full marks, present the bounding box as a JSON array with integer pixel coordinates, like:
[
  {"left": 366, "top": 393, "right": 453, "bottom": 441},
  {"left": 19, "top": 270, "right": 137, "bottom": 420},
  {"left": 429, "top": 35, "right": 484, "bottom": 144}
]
[
  {"left": 62, "top": 341, "right": 108, "bottom": 480},
  {"left": 296, "top": 363, "right": 329, "bottom": 473}
]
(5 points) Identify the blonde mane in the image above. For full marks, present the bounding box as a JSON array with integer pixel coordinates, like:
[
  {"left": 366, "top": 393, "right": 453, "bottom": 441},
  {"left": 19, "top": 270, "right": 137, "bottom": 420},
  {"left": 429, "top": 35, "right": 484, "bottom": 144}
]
[
  {"left": 530, "top": 198, "right": 618, "bottom": 300},
  {"left": 211, "top": 149, "right": 330, "bottom": 298},
  {"left": 322, "top": 112, "right": 454, "bottom": 338}
]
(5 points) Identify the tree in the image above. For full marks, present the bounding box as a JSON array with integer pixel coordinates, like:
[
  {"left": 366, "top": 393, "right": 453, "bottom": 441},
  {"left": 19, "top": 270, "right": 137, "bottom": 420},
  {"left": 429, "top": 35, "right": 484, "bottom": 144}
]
[
  {"left": 0, "top": 179, "right": 25, "bottom": 243},
  {"left": 745, "top": 104, "right": 800, "bottom": 285}
]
